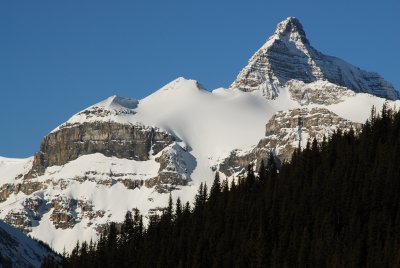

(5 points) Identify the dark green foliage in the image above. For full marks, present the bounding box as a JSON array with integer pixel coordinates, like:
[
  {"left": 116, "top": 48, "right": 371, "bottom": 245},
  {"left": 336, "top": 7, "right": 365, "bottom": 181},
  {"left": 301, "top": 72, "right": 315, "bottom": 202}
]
[
  {"left": 210, "top": 172, "right": 221, "bottom": 199},
  {"left": 64, "top": 106, "right": 400, "bottom": 267},
  {"left": 40, "top": 256, "right": 60, "bottom": 268}
]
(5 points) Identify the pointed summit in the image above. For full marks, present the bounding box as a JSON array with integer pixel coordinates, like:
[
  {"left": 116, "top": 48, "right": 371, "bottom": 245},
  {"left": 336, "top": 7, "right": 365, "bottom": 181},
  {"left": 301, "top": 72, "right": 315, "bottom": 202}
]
[
  {"left": 145, "top": 77, "right": 208, "bottom": 99},
  {"left": 273, "top": 17, "right": 309, "bottom": 45},
  {"left": 230, "top": 17, "right": 399, "bottom": 100}
]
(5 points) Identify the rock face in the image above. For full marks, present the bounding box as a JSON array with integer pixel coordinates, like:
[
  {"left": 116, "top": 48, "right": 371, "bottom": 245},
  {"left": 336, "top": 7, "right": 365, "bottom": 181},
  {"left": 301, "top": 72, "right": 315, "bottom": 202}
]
[
  {"left": 287, "top": 80, "right": 355, "bottom": 105},
  {"left": 0, "top": 119, "right": 193, "bottom": 249},
  {"left": 146, "top": 143, "right": 195, "bottom": 193},
  {"left": 27, "top": 122, "right": 175, "bottom": 178},
  {"left": 3, "top": 196, "right": 48, "bottom": 234},
  {"left": 0, "top": 111, "right": 190, "bottom": 250},
  {"left": 263, "top": 107, "right": 362, "bottom": 160},
  {"left": 50, "top": 197, "right": 78, "bottom": 229},
  {"left": 217, "top": 107, "right": 362, "bottom": 177},
  {"left": 0, "top": 184, "right": 13, "bottom": 202},
  {"left": 230, "top": 17, "right": 400, "bottom": 100}
]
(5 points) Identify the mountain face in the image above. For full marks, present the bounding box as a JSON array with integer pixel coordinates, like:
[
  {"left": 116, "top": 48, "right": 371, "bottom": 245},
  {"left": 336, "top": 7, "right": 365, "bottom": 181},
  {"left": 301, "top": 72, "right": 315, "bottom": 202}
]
[
  {"left": 0, "top": 220, "right": 57, "bottom": 267},
  {"left": 218, "top": 107, "right": 363, "bottom": 176},
  {"left": 230, "top": 17, "right": 399, "bottom": 100},
  {"left": 0, "top": 17, "right": 399, "bottom": 253}
]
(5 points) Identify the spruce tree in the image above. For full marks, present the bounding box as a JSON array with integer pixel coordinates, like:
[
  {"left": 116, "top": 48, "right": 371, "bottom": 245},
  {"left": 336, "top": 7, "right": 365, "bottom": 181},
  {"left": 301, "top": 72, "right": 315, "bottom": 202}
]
[{"left": 210, "top": 172, "right": 221, "bottom": 200}]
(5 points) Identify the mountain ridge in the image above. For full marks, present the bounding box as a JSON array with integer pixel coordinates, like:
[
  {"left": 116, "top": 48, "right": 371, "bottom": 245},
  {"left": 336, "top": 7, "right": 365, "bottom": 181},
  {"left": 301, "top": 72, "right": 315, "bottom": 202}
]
[
  {"left": 230, "top": 16, "right": 399, "bottom": 100},
  {"left": 0, "top": 219, "right": 57, "bottom": 267},
  {"left": 0, "top": 17, "right": 399, "bottom": 253}
]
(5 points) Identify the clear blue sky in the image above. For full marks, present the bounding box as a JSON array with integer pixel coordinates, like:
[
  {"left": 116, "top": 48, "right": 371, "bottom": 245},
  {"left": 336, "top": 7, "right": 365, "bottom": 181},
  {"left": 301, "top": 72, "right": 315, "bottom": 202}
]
[{"left": 0, "top": 0, "right": 399, "bottom": 157}]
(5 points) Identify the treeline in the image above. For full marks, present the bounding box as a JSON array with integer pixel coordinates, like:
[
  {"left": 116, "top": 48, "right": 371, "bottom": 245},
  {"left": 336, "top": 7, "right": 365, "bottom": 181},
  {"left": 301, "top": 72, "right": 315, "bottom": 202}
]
[{"left": 57, "top": 105, "right": 400, "bottom": 267}]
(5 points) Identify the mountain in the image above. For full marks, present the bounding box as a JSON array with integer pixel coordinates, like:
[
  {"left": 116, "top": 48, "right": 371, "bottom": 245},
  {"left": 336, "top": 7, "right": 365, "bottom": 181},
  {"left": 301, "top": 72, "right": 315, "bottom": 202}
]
[
  {"left": 230, "top": 17, "right": 399, "bottom": 100},
  {"left": 0, "top": 17, "right": 399, "bottom": 253},
  {"left": 0, "top": 219, "right": 57, "bottom": 267},
  {"left": 65, "top": 107, "right": 400, "bottom": 267}
]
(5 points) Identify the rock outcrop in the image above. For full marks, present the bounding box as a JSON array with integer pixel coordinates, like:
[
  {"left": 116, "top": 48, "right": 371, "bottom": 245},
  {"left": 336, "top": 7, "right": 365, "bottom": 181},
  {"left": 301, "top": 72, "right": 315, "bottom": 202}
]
[
  {"left": 263, "top": 107, "right": 362, "bottom": 159},
  {"left": 217, "top": 107, "right": 362, "bottom": 177},
  {"left": 50, "top": 197, "right": 78, "bottom": 229},
  {"left": 26, "top": 122, "right": 175, "bottom": 178},
  {"left": 146, "top": 143, "right": 195, "bottom": 192},
  {"left": 287, "top": 80, "right": 355, "bottom": 105}
]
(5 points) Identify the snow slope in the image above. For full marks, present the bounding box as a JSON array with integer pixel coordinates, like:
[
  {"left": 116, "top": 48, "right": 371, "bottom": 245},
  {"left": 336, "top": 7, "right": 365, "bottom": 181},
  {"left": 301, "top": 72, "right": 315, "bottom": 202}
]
[
  {"left": 0, "top": 220, "right": 57, "bottom": 267},
  {"left": 0, "top": 157, "right": 33, "bottom": 184}
]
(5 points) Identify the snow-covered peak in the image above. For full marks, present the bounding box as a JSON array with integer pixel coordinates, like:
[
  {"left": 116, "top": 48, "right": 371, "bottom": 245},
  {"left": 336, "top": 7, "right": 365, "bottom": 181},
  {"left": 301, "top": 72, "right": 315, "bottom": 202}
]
[
  {"left": 52, "top": 78, "right": 207, "bottom": 133},
  {"left": 230, "top": 17, "right": 400, "bottom": 101},
  {"left": 138, "top": 77, "right": 209, "bottom": 108},
  {"left": 273, "top": 16, "right": 309, "bottom": 45},
  {"left": 53, "top": 95, "right": 138, "bottom": 132},
  {"left": 157, "top": 77, "right": 207, "bottom": 93}
]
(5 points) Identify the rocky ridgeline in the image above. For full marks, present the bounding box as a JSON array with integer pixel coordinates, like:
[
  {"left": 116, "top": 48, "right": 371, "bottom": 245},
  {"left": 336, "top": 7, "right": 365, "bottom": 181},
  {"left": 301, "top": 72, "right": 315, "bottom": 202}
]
[
  {"left": 217, "top": 107, "right": 362, "bottom": 177},
  {"left": 287, "top": 80, "right": 355, "bottom": 105},
  {"left": 26, "top": 122, "right": 175, "bottom": 179},
  {"left": 230, "top": 17, "right": 399, "bottom": 100}
]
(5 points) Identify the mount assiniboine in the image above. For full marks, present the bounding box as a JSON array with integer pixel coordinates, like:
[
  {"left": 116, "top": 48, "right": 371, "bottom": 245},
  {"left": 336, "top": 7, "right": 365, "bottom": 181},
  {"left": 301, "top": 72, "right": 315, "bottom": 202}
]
[{"left": 0, "top": 17, "right": 399, "bottom": 253}]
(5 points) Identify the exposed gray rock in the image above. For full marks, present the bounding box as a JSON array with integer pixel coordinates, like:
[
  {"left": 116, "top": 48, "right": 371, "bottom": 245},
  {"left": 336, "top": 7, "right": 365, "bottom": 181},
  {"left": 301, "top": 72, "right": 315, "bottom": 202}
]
[
  {"left": 230, "top": 17, "right": 399, "bottom": 100},
  {"left": 50, "top": 197, "right": 78, "bottom": 229},
  {"left": 117, "top": 178, "right": 144, "bottom": 190},
  {"left": 3, "top": 211, "right": 33, "bottom": 234},
  {"left": 146, "top": 143, "right": 194, "bottom": 192},
  {"left": 287, "top": 80, "right": 355, "bottom": 105},
  {"left": 0, "top": 182, "right": 46, "bottom": 202},
  {"left": 18, "top": 181, "right": 46, "bottom": 195},
  {"left": 216, "top": 149, "right": 265, "bottom": 177},
  {"left": 3, "top": 196, "right": 48, "bottom": 234},
  {"left": 26, "top": 122, "right": 175, "bottom": 179},
  {"left": 218, "top": 107, "right": 362, "bottom": 176},
  {"left": 0, "top": 184, "right": 13, "bottom": 202}
]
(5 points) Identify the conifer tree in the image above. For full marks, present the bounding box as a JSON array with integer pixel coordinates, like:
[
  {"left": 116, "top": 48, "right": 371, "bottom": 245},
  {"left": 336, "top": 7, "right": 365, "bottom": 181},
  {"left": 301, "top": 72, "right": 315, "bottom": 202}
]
[
  {"left": 210, "top": 172, "right": 221, "bottom": 200},
  {"left": 258, "top": 158, "right": 266, "bottom": 182},
  {"left": 176, "top": 197, "right": 182, "bottom": 219},
  {"left": 120, "top": 211, "right": 134, "bottom": 245},
  {"left": 166, "top": 192, "right": 174, "bottom": 221},
  {"left": 194, "top": 182, "right": 204, "bottom": 209}
]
